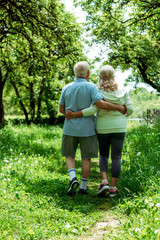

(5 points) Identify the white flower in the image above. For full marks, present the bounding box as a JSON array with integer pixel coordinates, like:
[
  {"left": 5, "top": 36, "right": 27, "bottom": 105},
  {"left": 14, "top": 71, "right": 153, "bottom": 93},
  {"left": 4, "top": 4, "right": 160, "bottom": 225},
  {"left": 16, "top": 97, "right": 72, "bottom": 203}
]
[
  {"left": 149, "top": 203, "right": 154, "bottom": 207},
  {"left": 154, "top": 230, "right": 159, "bottom": 234},
  {"left": 135, "top": 228, "right": 141, "bottom": 233},
  {"left": 71, "top": 229, "right": 78, "bottom": 234},
  {"left": 137, "top": 152, "right": 141, "bottom": 156},
  {"left": 156, "top": 203, "right": 160, "bottom": 208},
  {"left": 4, "top": 159, "right": 9, "bottom": 163},
  {"left": 145, "top": 199, "right": 149, "bottom": 204},
  {"left": 65, "top": 223, "right": 71, "bottom": 229}
]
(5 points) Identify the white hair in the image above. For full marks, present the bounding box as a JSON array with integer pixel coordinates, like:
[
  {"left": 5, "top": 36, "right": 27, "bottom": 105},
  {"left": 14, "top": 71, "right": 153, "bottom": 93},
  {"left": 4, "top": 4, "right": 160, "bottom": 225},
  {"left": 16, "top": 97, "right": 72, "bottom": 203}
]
[
  {"left": 74, "top": 61, "right": 90, "bottom": 78},
  {"left": 98, "top": 65, "right": 118, "bottom": 92}
]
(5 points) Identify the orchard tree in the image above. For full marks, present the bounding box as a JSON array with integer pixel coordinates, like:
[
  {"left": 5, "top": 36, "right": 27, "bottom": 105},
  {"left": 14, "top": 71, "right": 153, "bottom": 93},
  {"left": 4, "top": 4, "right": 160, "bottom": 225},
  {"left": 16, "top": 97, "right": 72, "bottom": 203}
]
[
  {"left": 75, "top": 0, "right": 160, "bottom": 92},
  {"left": 0, "top": 0, "right": 85, "bottom": 126}
]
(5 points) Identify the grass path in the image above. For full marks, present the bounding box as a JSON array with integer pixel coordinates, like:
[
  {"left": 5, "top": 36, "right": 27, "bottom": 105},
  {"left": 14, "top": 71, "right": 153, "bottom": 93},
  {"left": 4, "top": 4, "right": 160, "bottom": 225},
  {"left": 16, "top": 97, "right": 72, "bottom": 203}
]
[
  {"left": 77, "top": 209, "right": 121, "bottom": 240},
  {"left": 0, "top": 124, "right": 160, "bottom": 240}
]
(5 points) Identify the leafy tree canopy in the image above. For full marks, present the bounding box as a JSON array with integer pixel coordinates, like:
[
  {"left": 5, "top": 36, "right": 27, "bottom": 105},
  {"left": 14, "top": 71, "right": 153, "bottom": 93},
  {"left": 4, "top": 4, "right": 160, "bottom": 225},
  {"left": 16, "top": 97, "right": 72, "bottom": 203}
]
[
  {"left": 0, "top": 0, "right": 86, "bottom": 125},
  {"left": 74, "top": 0, "right": 160, "bottom": 92}
]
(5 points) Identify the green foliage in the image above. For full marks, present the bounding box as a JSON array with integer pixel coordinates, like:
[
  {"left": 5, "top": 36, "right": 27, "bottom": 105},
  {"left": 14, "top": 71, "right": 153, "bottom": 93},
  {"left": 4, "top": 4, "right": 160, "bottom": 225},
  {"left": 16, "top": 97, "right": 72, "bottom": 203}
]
[
  {"left": 75, "top": 0, "right": 160, "bottom": 92},
  {"left": 129, "top": 88, "right": 160, "bottom": 118},
  {"left": 0, "top": 123, "right": 159, "bottom": 239},
  {"left": 0, "top": 0, "right": 87, "bottom": 124}
]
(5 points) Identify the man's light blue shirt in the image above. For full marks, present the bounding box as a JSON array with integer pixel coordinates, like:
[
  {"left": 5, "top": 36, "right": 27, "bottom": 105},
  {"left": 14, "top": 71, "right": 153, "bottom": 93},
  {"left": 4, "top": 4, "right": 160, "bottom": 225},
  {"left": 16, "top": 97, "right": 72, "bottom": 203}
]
[{"left": 60, "top": 78, "right": 103, "bottom": 137}]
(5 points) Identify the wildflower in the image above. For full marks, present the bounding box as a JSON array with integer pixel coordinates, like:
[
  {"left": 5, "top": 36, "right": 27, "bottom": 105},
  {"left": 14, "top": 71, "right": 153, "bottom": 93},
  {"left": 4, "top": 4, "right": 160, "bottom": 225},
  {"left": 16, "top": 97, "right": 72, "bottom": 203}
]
[
  {"left": 155, "top": 218, "right": 159, "bottom": 221},
  {"left": 156, "top": 203, "right": 160, "bottom": 208},
  {"left": 149, "top": 203, "right": 154, "bottom": 207},
  {"left": 135, "top": 228, "right": 141, "bottom": 233},
  {"left": 4, "top": 159, "right": 9, "bottom": 163},
  {"left": 145, "top": 199, "right": 149, "bottom": 204},
  {"left": 65, "top": 223, "right": 71, "bottom": 229},
  {"left": 154, "top": 230, "right": 159, "bottom": 234},
  {"left": 137, "top": 152, "right": 141, "bottom": 156},
  {"left": 10, "top": 149, "right": 13, "bottom": 151},
  {"left": 71, "top": 229, "right": 78, "bottom": 234}
]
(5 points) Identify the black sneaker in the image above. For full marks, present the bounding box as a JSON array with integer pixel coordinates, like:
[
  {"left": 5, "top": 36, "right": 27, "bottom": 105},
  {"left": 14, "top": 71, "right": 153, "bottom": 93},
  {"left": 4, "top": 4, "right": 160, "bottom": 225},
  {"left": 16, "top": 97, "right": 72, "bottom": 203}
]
[
  {"left": 78, "top": 188, "right": 88, "bottom": 195},
  {"left": 97, "top": 181, "right": 110, "bottom": 196},
  {"left": 67, "top": 177, "right": 79, "bottom": 196}
]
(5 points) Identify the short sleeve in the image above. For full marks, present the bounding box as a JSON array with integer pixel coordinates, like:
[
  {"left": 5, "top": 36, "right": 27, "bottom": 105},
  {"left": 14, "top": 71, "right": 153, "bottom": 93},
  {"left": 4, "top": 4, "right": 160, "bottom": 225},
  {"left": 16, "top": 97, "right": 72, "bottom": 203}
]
[
  {"left": 90, "top": 85, "right": 103, "bottom": 104},
  {"left": 59, "top": 88, "right": 65, "bottom": 105}
]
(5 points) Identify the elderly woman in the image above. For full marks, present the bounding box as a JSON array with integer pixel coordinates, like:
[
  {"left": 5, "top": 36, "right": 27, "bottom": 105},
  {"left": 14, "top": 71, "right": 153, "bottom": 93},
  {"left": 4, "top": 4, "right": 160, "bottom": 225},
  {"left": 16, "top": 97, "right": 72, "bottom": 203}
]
[{"left": 65, "top": 65, "right": 134, "bottom": 197}]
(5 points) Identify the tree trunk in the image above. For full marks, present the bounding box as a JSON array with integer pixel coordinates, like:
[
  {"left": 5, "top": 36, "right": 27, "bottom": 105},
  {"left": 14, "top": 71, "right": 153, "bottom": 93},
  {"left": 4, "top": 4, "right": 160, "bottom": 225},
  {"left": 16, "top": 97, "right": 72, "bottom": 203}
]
[
  {"left": 11, "top": 80, "right": 30, "bottom": 125},
  {"left": 30, "top": 81, "right": 35, "bottom": 122},
  {"left": 49, "top": 112, "right": 57, "bottom": 125},
  {"left": 35, "top": 77, "right": 46, "bottom": 124},
  {"left": 0, "top": 88, "right": 5, "bottom": 127},
  {"left": 138, "top": 64, "right": 160, "bottom": 93},
  {"left": 0, "top": 67, "right": 8, "bottom": 127},
  {"left": 45, "top": 97, "right": 57, "bottom": 125}
]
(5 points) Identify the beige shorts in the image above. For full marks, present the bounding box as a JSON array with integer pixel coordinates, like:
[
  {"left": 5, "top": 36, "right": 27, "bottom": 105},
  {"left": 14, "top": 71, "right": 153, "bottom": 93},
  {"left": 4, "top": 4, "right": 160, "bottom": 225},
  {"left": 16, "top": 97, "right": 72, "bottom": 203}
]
[{"left": 61, "top": 135, "right": 98, "bottom": 159}]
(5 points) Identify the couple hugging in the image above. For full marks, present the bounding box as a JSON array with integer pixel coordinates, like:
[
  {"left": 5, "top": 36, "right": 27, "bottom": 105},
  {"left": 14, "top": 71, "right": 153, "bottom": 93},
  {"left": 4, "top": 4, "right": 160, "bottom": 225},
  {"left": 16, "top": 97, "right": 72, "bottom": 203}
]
[{"left": 59, "top": 61, "right": 134, "bottom": 197}]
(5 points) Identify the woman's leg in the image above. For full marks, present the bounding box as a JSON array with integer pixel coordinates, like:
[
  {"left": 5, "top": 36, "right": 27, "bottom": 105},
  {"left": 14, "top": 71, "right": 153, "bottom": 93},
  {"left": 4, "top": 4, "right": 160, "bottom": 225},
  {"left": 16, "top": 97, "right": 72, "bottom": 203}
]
[
  {"left": 110, "top": 132, "right": 125, "bottom": 187},
  {"left": 97, "top": 133, "right": 111, "bottom": 181}
]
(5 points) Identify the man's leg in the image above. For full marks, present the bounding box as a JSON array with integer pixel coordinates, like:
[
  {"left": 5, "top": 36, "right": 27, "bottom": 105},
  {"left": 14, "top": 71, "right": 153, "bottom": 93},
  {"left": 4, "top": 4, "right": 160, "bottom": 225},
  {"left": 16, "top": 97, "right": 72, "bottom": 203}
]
[
  {"left": 82, "top": 158, "right": 91, "bottom": 179},
  {"left": 79, "top": 135, "right": 98, "bottom": 194},
  {"left": 78, "top": 158, "right": 91, "bottom": 194},
  {"left": 61, "top": 135, "right": 79, "bottom": 195},
  {"left": 66, "top": 157, "right": 79, "bottom": 195}
]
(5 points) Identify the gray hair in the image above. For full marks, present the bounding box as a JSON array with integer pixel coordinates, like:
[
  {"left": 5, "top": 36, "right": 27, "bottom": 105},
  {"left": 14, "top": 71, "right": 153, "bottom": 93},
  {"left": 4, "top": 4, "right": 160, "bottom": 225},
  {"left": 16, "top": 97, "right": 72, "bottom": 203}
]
[{"left": 74, "top": 61, "right": 90, "bottom": 78}]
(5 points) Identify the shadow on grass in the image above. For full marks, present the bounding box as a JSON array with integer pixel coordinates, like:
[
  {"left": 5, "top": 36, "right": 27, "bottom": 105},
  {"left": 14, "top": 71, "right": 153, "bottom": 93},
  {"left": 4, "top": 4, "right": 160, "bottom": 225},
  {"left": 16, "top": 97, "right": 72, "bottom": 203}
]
[
  {"left": 24, "top": 178, "right": 114, "bottom": 213},
  {"left": 11, "top": 160, "right": 115, "bottom": 215}
]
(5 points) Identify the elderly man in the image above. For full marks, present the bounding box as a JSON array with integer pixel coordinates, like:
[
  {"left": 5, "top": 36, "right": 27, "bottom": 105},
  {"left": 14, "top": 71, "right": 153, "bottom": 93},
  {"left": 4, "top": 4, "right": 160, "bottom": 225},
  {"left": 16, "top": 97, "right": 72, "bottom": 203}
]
[{"left": 59, "top": 61, "right": 125, "bottom": 195}]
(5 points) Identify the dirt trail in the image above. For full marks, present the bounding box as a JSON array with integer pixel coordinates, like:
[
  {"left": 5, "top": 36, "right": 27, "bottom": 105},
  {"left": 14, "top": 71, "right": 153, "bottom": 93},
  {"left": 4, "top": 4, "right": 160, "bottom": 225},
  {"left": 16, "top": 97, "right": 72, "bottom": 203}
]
[
  {"left": 77, "top": 200, "right": 121, "bottom": 240},
  {"left": 77, "top": 216, "right": 119, "bottom": 240}
]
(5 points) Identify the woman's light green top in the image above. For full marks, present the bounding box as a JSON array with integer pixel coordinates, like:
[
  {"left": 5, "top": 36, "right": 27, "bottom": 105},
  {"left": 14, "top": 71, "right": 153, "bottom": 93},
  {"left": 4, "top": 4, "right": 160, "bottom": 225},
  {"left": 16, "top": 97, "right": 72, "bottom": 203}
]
[{"left": 82, "top": 88, "right": 134, "bottom": 134}]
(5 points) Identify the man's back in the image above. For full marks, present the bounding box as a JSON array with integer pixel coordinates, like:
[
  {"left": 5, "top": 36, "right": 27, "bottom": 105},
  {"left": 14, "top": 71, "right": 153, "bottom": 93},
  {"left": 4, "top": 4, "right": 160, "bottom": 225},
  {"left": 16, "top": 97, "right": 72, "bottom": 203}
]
[{"left": 60, "top": 78, "right": 103, "bottom": 137}]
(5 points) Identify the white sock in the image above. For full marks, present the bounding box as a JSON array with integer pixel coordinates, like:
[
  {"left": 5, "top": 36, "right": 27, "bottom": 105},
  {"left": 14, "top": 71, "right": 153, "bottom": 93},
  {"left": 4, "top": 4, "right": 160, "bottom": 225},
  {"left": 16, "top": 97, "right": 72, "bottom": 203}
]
[
  {"left": 110, "top": 186, "right": 117, "bottom": 190},
  {"left": 68, "top": 168, "right": 76, "bottom": 180},
  {"left": 80, "top": 178, "right": 88, "bottom": 190},
  {"left": 102, "top": 179, "right": 108, "bottom": 184}
]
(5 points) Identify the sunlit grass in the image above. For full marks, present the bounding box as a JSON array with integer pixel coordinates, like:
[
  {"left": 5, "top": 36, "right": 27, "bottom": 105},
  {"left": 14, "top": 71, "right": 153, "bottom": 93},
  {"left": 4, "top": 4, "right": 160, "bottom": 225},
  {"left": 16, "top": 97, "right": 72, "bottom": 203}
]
[{"left": 0, "top": 122, "right": 159, "bottom": 239}]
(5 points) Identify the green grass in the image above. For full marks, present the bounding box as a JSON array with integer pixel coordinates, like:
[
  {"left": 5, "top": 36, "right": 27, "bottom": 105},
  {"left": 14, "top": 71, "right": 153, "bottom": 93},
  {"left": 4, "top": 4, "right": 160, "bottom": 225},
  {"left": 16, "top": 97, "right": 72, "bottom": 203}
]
[{"left": 0, "top": 122, "right": 160, "bottom": 239}]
